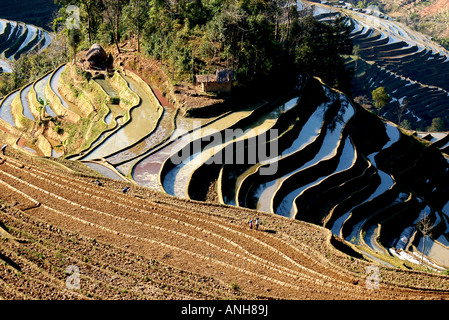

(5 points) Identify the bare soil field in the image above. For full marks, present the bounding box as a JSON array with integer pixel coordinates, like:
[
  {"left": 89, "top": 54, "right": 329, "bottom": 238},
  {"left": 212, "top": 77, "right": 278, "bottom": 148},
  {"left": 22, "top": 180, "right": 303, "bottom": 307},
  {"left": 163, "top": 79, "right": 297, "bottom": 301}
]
[
  {"left": 1, "top": 149, "right": 449, "bottom": 300},
  {"left": 419, "top": 0, "right": 449, "bottom": 16}
]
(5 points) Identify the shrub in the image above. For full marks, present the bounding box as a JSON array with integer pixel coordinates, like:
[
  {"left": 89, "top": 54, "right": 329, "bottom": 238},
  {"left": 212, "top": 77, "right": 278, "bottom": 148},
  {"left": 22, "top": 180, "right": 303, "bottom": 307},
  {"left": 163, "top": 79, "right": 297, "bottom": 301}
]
[
  {"left": 110, "top": 97, "right": 120, "bottom": 105},
  {"left": 54, "top": 125, "right": 64, "bottom": 134}
]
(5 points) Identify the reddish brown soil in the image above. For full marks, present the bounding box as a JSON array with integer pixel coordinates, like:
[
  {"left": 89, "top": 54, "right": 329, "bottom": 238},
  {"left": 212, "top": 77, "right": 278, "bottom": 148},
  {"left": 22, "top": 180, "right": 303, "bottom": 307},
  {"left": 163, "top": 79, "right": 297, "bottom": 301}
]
[
  {"left": 1, "top": 150, "right": 449, "bottom": 300},
  {"left": 108, "top": 40, "right": 226, "bottom": 113},
  {"left": 419, "top": 0, "right": 449, "bottom": 16}
]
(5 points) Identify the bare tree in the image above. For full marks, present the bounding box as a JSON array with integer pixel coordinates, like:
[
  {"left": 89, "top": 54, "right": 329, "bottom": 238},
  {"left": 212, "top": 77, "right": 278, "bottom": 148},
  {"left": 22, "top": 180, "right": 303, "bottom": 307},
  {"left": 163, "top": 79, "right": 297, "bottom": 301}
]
[
  {"left": 416, "top": 213, "right": 433, "bottom": 266},
  {"left": 397, "top": 98, "right": 408, "bottom": 125},
  {"left": 354, "top": 95, "right": 372, "bottom": 110}
]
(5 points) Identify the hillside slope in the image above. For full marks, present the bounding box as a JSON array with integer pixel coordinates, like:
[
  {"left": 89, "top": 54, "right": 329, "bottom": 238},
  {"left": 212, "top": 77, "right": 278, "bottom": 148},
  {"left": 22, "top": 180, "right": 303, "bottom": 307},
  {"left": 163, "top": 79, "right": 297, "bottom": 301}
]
[
  {"left": 420, "top": 0, "right": 449, "bottom": 16},
  {"left": 1, "top": 149, "right": 449, "bottom": 299},
  {"left": 308, "top": 1, "right": 449, "bottom": 131},
  {"left": 2, "top": 54, "right": 448, "bottom": 279},
  {"left": 1, "top": 2, "right": 449, "bottom": 299}
]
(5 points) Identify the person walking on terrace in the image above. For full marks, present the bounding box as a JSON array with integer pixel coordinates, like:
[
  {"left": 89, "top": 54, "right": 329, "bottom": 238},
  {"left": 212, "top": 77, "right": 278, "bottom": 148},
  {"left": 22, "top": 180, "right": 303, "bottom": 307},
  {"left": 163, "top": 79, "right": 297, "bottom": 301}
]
[{"left": 255, "top": 217, "right": 260, "bottom": 230}]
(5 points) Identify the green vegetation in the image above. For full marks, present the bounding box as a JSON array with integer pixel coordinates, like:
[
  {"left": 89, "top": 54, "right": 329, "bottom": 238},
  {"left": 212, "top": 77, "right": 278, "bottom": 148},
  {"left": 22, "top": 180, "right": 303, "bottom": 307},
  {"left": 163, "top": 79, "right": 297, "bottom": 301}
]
[
  {"left": 427, "top": 117, "right": 446, "bottom": 132},
  {"left": 231, "top": 281, "right": 240, "bottom": 291},
  {"left": 371, "top": 86, "right": 390, "bottom": 116},
  {"left": 0, "top": 0, "right": 355, "bottom": 101},
  {"left": 54, "top": 0, "right": 353, "bottom": 94}
]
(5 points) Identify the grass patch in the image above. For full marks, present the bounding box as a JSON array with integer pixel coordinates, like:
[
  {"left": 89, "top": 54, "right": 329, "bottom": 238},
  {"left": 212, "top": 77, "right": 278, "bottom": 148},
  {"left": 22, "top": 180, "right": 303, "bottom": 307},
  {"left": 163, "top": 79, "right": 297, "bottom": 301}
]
[{"left": 231, "top": 282, "right": 240, "bottom": 291}]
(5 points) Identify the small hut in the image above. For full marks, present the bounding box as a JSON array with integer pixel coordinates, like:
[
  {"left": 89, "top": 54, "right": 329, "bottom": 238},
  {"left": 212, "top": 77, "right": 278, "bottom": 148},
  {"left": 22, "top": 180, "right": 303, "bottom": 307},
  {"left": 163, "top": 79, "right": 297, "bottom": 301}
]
[
  {"left": 196, "top": 69, "right": 234, "bottom": 93},
  {"left": 86, "top": 43, "right": 111, "bottom": 70}
]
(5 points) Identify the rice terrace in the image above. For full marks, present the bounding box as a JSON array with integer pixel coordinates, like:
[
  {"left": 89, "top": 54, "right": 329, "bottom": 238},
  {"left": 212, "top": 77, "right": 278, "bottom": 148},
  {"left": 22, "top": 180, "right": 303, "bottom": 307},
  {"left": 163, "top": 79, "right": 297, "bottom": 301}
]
[{"left": 1, "top": 0, "right": 449, "bottom": 303}]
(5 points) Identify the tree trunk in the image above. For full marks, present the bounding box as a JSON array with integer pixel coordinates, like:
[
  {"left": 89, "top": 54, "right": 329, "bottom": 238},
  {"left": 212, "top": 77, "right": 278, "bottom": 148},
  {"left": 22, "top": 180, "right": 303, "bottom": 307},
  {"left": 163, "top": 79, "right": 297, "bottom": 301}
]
[
  {"left": 422, "top": 235, "right": 426, "bottom": 265},
  {"left": 116, "top": 0, "right": 120, "bottom": 44},
  {"left": 103, "top": 0, "right": 121, "bottom": 54},
  {"left": 112, "top": 25, "right": 121, "bottom": 54},
  {"left": 137, "top": 20, "right": 140, "bottom": 53},
  {"left": 172, "top": 54, "right": 175, "bottom": 80}
]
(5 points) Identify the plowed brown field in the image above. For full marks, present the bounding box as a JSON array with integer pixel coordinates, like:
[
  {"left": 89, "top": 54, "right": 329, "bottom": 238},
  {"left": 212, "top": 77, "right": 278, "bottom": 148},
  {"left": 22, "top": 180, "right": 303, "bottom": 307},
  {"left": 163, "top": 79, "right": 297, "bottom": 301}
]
[{"left": 1, "top": 150, "right": 449, "bottom": 300}]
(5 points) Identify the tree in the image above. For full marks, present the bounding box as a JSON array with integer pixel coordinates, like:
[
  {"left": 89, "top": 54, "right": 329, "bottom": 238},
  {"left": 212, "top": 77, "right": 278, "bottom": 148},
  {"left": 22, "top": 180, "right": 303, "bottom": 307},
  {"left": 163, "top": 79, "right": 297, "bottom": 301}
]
[
  {"left": 427, "top": 117, "right": 445, "bottom": 132},
  {"left": 209, "top": 3, "right": 248, "bottom": 73},
  {"left": 102, "top": 0, "right": 125, "bottom": 53},
  {"left": 400, "top": 119, "right": 412, "bottom": 130},
  {"left": 55, "top": 0, "right": 103, "bottom": 45},
  {"left": 290, "top": 14, "right": 353, "bottom": 93},
  {"left": 397, "top": 98, "right": 408, "bottom": 124},
  {"left": 36, "top": 97, "right": 48, "bottom": 122},
  {"left": 122, "top": 0, "right": 148, "bottom": 53},
  {"left": 371, "top": 86, "right": 390, "bottom": 116},
  {"left": 80, "top": 0, "right": 104, "bottom": 44},
  {"left": 68, "top": 27, "right": 82, "bottom": 61}
]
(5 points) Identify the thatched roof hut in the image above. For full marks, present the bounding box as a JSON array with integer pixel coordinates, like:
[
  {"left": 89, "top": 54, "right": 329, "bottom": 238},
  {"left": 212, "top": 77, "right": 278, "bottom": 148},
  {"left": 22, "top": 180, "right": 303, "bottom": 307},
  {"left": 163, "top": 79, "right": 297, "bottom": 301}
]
[{"left": 86, "top": 43, "right": 109, "bottom": 70}]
